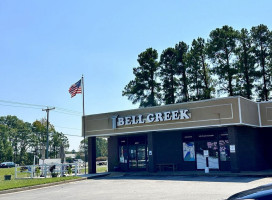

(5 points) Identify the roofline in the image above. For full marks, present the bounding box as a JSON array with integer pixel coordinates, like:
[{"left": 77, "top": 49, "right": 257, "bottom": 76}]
[{"left": 85, "top": 96, "right": 244, "bottom": 117}]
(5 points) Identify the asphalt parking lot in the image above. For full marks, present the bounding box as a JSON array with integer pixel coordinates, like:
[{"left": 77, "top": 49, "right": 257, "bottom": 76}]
[{"left": 1, "top": 175, "right": 272, "bottom": 200}]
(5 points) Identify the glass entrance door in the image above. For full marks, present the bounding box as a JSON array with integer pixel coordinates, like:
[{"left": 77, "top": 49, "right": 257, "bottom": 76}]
[
  {"left": 129, "top": 145, "right": 137, "bottom": 169},
  {"left": 128, "top": 144, "right": 147, "bottom": 170},
  {"left": 137, "top": 145, "right": 146, "bottom": 169},
  {"left": 196, "top": 140, "right": 219, "bottom": 169}
]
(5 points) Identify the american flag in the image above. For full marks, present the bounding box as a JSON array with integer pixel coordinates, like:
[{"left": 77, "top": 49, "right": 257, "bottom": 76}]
[{"left": 69, "top": 79, "right": 82, "bottom": 98}]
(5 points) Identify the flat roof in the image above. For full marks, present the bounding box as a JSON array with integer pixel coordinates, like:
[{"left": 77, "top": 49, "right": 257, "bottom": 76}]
[{"left": 84, "top": 96, "right": 272, "bottom": 137}]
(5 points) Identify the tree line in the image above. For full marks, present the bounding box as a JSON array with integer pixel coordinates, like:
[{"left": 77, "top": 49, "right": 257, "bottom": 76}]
[
  {"left": 123, "top": 24, "right": 272, "bottom": 107},
  {"left": 0, "top": 115, "right": 69, "bottom": 165},
  {"left": 78, "top": 138, "right": 108, "bottom": 161}
]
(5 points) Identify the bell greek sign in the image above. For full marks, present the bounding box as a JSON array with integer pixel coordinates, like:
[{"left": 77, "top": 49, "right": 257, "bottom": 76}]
[{"left": 112, "top": 109, "right": 191, "bottom": 129}]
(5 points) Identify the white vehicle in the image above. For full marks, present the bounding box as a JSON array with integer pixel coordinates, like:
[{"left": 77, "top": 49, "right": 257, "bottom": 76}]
[{"left": 74, "top": 159, "right": 84, "bottom": 167}]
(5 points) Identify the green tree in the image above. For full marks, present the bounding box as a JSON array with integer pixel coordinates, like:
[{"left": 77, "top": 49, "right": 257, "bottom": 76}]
[
  {"left": 160, "top": 47, "right": 179, "bottom": 104},
  {"left": 0, "top": 124, "right": 13, "bottom": 162},
  {"left": 0, "top": 116, "right": 70, "bottom": 164},
  {"left": 175, "top": 41, "right": 189, "bottom": 102},
  {"left": 79, "top": 137, "right": 108, "bottom": 159},
  {"left": 96, "top": 138, "right": 108, "bottom": 157},
  {"left": 207, "top": 25, "right": 239, "bottom": 96},
  {"left": 123, "top": 48, "right": 161, "bottom": 107},
  {"left": 187, "top": 37, "right": 213, "bottom": 100},
  {"left": 50, "top": 131, "right": 69, "bottom": 158},
  {"left": 235, "top": 28, "right": 257, "bottom": 99},
  {"left": 251, "top": 24, "right": 272, "bottom": 101}
]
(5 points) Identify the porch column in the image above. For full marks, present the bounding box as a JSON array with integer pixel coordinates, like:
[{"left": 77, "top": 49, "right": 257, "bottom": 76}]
[
  {"left": 147, "top": 132, "right": 156, "bottom": 172},
  {"left": 228, "top": 127, "right": 240, "bottom": 173},
  {"left": 88, "top": 136, "right": 96, "bottom": 174},
  {"left": 108, "top": 136, "right": 119, "bottom": 172}
]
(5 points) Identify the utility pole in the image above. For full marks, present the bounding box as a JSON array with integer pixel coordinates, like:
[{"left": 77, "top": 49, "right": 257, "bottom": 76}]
[{"left": 42, "top": 107, "right": 55, "bottom": 159}]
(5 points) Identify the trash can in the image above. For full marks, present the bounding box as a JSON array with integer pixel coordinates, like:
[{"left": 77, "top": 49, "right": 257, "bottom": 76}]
[{"left": 4, "top": 175, "right": 11, "bottom": 180}]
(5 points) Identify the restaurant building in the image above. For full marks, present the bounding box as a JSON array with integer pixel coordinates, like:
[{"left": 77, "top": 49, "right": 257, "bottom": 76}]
[{"left": 85, "top": 96, "right": 272, "bottom": 173}]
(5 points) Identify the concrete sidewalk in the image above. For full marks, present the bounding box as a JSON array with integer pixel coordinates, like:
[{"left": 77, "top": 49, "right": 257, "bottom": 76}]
[
  {"left": 108, "top": 170, "right": 272, "bottom": 178},
  {"left": 0, "top": 172, "right": 110, "bottom": 195},
  {"left": 77, "top": 172, "right": 110, "bottom": 179}
]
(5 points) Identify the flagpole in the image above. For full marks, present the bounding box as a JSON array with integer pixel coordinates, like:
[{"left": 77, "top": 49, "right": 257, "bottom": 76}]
[{"left": 82, "top": 75, "right": 87, "bottom": 174}]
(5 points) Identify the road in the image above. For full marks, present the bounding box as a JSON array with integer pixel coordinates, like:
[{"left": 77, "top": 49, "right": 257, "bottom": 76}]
[{"left": 1, "top": 176, "right": 272, "bottom": 200}]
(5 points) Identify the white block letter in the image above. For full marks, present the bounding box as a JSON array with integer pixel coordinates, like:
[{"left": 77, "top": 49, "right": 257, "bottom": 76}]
[
  {"left": 146, "top": 114, "right": 155, "bottom": 123},
  {"left": 179, "top": 109, "right": 190, "bottom": 119},
  {"left": 117, "top": 117, "right": 125, "bottom": 126}
]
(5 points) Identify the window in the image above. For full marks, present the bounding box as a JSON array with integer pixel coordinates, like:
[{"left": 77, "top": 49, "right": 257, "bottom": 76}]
[
  {"left": 183, "top": 142, "right": 195, "bottom": 161},
  {"left": 183, "top": 134, "right": 195, "bottom": 161},
  {"left": 119, "top": 145, "right": 128, "bottom": 163},
  {"left": 219, "top": 140, "right": 230, "bottom": 161}
]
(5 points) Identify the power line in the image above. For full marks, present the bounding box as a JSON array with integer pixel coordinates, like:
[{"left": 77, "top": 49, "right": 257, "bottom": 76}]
[
  {"left": 0, "top": 99, "right": 45, "bottom": 108},
  {"left": 0, "top": 99, "right": 82, "bottom": 115},
  {"left": 63, "top": 133, "right": 82, "bottom": 137},
  {"left": 54, "top": 125, "right": 81, "bottom": 130},
  {"left": 0, "top": 103, "right": 43, "bottom": 110},
  {"left": 53, "top": 110, "right": 81, "bottom": 116}
]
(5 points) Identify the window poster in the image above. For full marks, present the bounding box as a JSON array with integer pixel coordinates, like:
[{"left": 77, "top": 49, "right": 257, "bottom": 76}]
[
  {"left": 219, "top": 140, "right": 230, "bottom": 161},
  {"left": 119, "top": 146, "right": 127, "bottom": 163},
  {"left": 183, "top": 142, "right": 195, "bottom": 161}
]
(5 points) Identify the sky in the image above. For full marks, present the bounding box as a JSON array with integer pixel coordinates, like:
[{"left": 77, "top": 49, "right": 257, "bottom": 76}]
[{"left": 1, "top": 0, "right": 272, "bottom": 151}]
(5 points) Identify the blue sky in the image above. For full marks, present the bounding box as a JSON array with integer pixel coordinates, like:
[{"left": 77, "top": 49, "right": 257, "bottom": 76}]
[{"left": 1, "top": 0, "right": 271, "bottom": 151}]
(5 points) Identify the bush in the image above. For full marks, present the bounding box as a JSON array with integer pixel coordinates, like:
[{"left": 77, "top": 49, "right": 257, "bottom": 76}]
[
  {"left": 66, "top": 165, "right": 72, "bottom": 175},
  {"left": 35, "top": 167, "right": 41, "bottom": 177},
  {"left": 49, "top": 165, "right": 56, "bottom": 177}
]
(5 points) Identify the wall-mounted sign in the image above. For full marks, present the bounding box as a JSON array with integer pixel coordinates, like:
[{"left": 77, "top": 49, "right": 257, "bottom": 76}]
[
  {"left": 149, "top": 151, "right": 152, "bottom": 156},
  {"left": 203, "top": 150, "right": 209, "bottom": 157},
  {"left": 112, "top": 109, "right": 191, "bottom": 128},
  {"left": 230, "top": 145, "right": 236, "bottom": 153}
]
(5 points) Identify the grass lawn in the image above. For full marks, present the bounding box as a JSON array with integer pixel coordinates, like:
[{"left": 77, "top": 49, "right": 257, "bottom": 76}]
[
  {"left": 79, "top": 165, "right": 108, "bottom": 174},
  {"left": 0, "top": 168, "right": 80, "bottom": 191},
  {"left": 96, "top": 165, "right": 107, "bottom": 173}
]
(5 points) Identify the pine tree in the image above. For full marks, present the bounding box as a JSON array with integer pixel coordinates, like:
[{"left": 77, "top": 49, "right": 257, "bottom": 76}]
[
  {"left": 160, "top": 47, "right": 179, "bottom": 104},
  {"left": 175, "top": 41, "right": 189, "bottom": 102},
  {"left": 123, "top": 48, "right": 161, "bottom": 107},
  {"left": 207, "top": 25, "right": 239, "bottom": 96},
  {"left": 251, "top": 24, "right": 272, "bottom": 101},
  {"left": 187, "top": 37, "right": 213, "bottom": 100},
  {"left": 234, "top": 28, "right": 257, "bottom": 99}
]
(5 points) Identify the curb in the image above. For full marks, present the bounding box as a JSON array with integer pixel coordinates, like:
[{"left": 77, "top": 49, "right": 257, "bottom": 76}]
[
  {"left": 86, "top": 173, "right": 110, "bottom": 179},
  {"left": 120, "top": 172, "right": 272, "bottom": 178},
  {"left": 0, "top": 177, "right": 87, "bottom": 195}
]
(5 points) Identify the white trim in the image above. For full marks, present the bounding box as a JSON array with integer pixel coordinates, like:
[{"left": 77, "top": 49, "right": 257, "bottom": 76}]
[
  {"left": 259, "top": 125, "right": 272, "bottom": 128},
  {"left": 87, "top": 123, "right": 244, "bottom": 137},
  {"left": 258, "top": 100, "right": 272, "bottom": 104},
  {"left": 266, "top": 107, "right": 272, "bottom": 121},
  {"left": 258, "top": 103, "right": 262, "bottom": 127},
  {"left": 86, "top": 103, "right": 234, "bottom": 134},
  {"left": 238, "top": 97, "right": 242, "bottom": 123},
  {"left": 240, "top": 123, "right": 260, "bottom": 128},
  {"left": 86, "top": 123, "right": 272, "bottom": 137},
  {"left": 85, "top": 96, "right": 240, "bottom": 117},
  {"left": 88, "top": 115, "right": 233, "bottom": 133},
  {"left": 89, "top": 123, "right": 264, "bottom": 137},
  {"left": 239, "top": 96, "right": 257, "bottom": 103}
]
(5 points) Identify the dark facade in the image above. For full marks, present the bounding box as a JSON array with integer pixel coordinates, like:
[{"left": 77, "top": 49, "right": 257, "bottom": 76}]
[
  {"left": 85, "top": 97, "right": 272, "bottom": 173},
  {"left": 105, "top": 126, "right": 272, "bottom": 173}
]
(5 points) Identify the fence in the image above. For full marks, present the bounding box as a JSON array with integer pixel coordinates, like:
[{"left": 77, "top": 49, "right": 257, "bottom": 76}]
[{"left": 15, "top": 163, "right": 81, "bottom": 179}]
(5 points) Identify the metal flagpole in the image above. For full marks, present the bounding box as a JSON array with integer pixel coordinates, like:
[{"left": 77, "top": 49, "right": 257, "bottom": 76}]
[{"left": 82, "top": 75, "right": 87, "bottom": 174}]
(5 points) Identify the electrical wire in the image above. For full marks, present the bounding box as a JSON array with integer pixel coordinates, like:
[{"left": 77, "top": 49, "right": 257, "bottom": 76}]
[
  {"left": 63, "top": 134, "right": 83, "bottom": 137},
  {"left": 0, "top": 99, "right": 82, "bottom": 115},
  {"left": 54, "top": 125, "right": 81, "bottom": 130}
]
